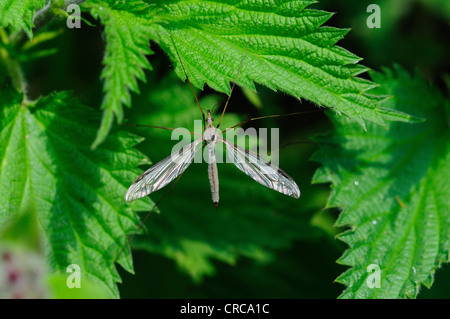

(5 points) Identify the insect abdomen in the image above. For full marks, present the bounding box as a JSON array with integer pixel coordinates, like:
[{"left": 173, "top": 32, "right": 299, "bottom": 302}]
[{"left": 208, "top": 145, "right": 219, "bottom": 206}]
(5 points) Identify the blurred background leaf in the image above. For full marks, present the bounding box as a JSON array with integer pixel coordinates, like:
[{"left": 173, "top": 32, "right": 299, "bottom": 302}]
[
  {"left": 46, "top": 273, "right": 112, "bottom": 299},
  {"left": 0, "top": 209, "right": 49, "bottom": 299},
  {"left": 0, "top": 208, "right": 113, "bottom": 299}
]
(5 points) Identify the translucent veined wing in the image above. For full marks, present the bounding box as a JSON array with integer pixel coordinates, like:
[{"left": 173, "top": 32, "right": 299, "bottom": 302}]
[
  {"left": 126, "top": 138, "right": 203, "bottom": 202},
  {"left": 219, "top": 137, "right": 300, "bottom": 199}
]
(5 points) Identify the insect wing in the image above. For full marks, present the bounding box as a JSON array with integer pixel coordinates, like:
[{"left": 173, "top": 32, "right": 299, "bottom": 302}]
[
  {"left": 126, "top": 138, "right": 202, "bottom": 202},
  {"left": 220, "top": 138, "right": 300, "bottom": 199}
]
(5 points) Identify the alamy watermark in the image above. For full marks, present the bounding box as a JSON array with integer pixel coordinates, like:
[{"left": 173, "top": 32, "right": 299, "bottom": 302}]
[
  {"left": 66, "top": 264, "right": 81, "bottom": 288},
  {"left": 366, "top": 264, "right": 381, "bottom": 289},
  {"left": 169, "top": 120, "right": 281, "bottom": 170},
  {"left": 66, "top": 4, "right": 81, "bottom": 29},
  {"left": 66, "top": 3, "right": 382, "bottom": 30},
  {"left": 367, "top": 4, "right": 381, "bottom": 29}
]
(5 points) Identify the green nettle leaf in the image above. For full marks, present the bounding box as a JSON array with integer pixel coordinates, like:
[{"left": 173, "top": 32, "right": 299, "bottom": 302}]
[
  {"left": 148, "top": 0, "right": 416, "bottom": 130},
  {"left": 312, "top": 66, "right": 450, "bottom": 298},
  {"left": 0, "top": 0, "right": 46, "bottom": 38},
  {"left": 83, "top": 0, "right": 158, "bottom": 148},
  {"left": 0, "top": 89, "right": 154, "bottom": 297}
]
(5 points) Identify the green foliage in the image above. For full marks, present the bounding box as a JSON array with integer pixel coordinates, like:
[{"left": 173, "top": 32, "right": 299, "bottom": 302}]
[
  {"left": 83, "top": 0, "right": 159, "bottom": 148},
  {"left": 0, "top": 0, "right": 448, "bottom": 299},
  {"left": 312, "top": 66, "right": 450, "bottom": 298},
  {"left": 123, "top": 70, "right": 329, "bottom": 281},
  {"left": 0, "top": 0, "right": 45, "bottom": 38},
  {"left": 47, "top": 274, "right": 112, "bottom": 298},
  {"left": 0, "top": 89, "right": 154, "bottom": 297},
  {"left": 149, "top": 0, "right": 416, "bottom": 130},
  {"left": 0, "top": 207, "right": 41, "bottom": 252},
  {"left": 87, "top": 0, "right": 418, "bottom": 147}
]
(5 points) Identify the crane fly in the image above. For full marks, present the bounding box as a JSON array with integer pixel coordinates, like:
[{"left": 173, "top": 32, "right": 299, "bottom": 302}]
[{"left": 125, "top": 36, "right": 300, "bottom": 208}]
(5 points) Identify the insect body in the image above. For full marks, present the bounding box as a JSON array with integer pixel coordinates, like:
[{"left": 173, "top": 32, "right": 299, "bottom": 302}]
[
  {"left": 125, "top": 110, "right": 300, "bottom": 207},
  {"left": 125, "top": 36, "right": 300, "bottom": 207},
  {"left": 203, "top": 111, "right": 220, "bottom": 207}
]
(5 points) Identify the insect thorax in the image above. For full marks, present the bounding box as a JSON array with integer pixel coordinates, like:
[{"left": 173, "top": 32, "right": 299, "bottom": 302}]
[{"left": 203, "top": 126, "right": 221, "bottom": 143}]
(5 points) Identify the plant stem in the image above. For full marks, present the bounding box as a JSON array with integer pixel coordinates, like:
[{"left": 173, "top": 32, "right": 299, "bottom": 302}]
[
  {"left": 11, "top": 0, "right": 87, "bottom": 46},
  {"left": 2, "top": 0, "right": 87, "bottom": 98},
  {"left": 0, "top": 29, "right": 27, "bottom": 96},
  {"left": 5, "top": 55, "right": 27, "bottom": 96}
]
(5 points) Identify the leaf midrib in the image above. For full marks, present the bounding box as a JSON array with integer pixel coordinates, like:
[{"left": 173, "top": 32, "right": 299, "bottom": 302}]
[{"left": 0, "top": 106, "right": 20, "bottom": 190}]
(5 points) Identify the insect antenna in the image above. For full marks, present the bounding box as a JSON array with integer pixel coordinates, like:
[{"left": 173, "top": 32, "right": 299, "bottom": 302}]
[
  {"left": 222, "top": 108, "right": 329, "bottom": 134},
  {"left": 121, "top": 123, "right": 201, "bottom": 136},
  {"left": 169, "top": 34, "right": 206, "bottom": 130},
  {"left": 210, "top": 102, "right": 220, "bottom": 113},
  {"left": 216, "top": 37, "right": 253, "bottom": 129}
]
